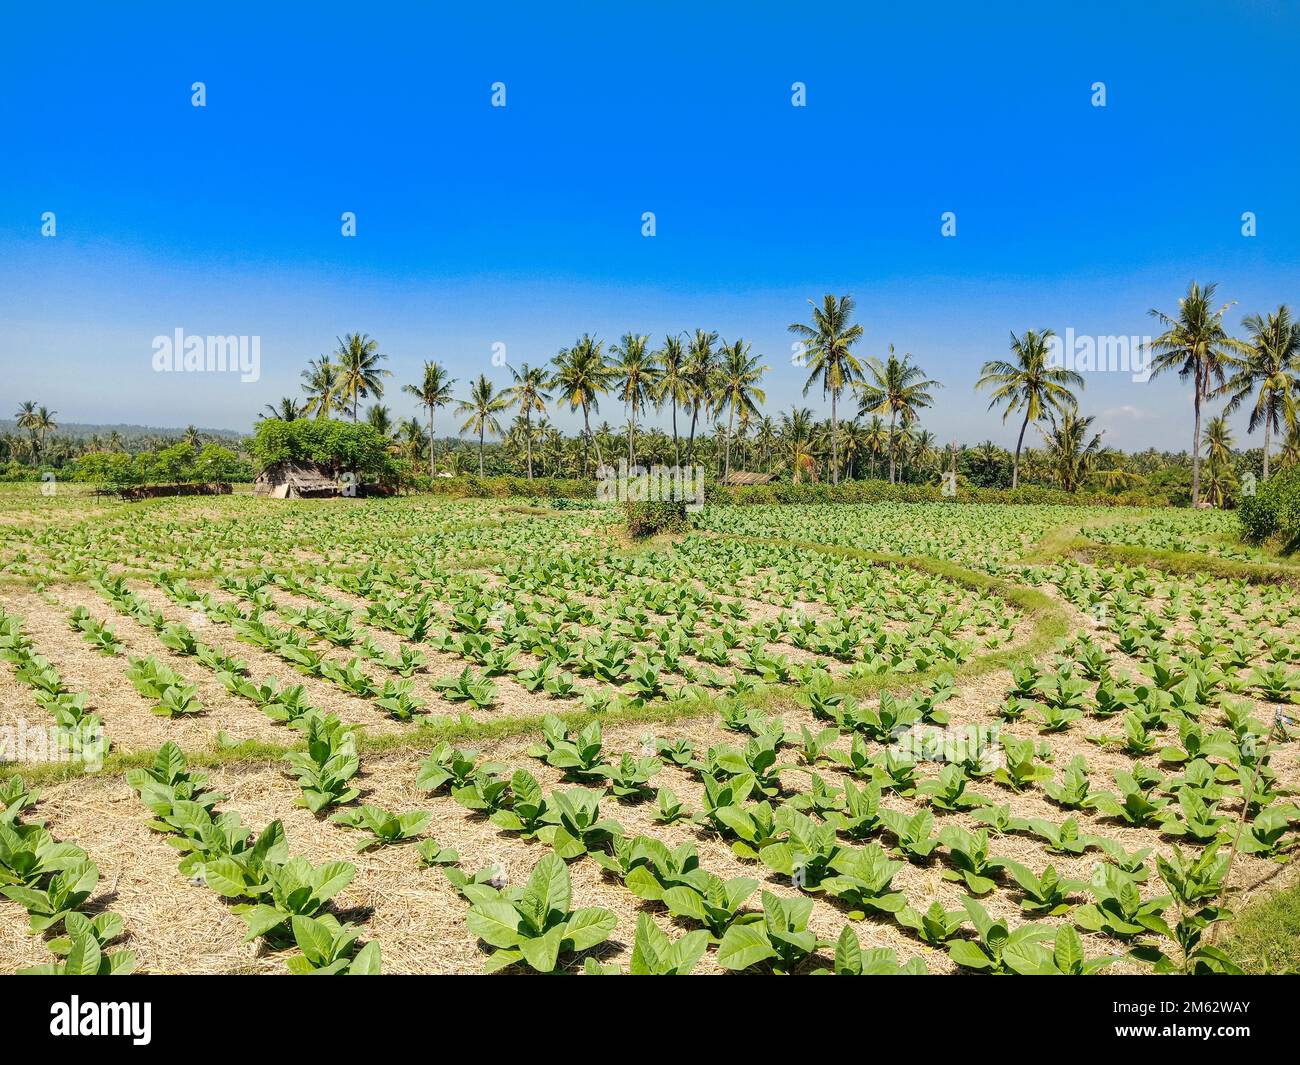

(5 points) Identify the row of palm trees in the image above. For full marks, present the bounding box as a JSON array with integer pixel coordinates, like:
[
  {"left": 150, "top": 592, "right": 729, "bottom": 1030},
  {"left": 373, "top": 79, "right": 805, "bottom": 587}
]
[
  {"left": 276, "top": 286, "right": 1298, "bottom": 503},
  {"left": 12, "top": 280, "right": 1292, "bottom": 502}
]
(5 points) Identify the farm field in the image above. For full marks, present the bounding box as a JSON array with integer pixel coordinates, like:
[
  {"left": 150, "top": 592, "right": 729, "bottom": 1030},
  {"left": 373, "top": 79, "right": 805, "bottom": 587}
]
[{"left": 1, "top": 489, "right": 1298, "bottom": 976}]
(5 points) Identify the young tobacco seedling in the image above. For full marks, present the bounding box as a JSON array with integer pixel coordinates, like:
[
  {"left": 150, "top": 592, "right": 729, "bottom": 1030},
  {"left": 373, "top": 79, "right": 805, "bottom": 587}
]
[
  {"left": 286, "top": 914, "right": 382, "bottom": 974},
  {"left": 330, "top": 805, "right": 432, "bottom": 852},
  {"left": 812, "top": 925, "right": 927, "bottom": 975},
  {"left": 717, "top": 891, "right": 830, "bottom": 974},
  {"left": 466, "top": 853, "right": 616, "bottom": 973}
]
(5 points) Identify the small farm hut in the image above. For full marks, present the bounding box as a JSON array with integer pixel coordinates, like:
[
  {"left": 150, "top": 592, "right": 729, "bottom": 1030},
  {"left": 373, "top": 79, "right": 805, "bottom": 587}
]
[
  {"left": 720, "top": 471, "right": 776, "bottom": 486},
  {"left": 254, "top": 460, "right": 339, "bottom": 499}
]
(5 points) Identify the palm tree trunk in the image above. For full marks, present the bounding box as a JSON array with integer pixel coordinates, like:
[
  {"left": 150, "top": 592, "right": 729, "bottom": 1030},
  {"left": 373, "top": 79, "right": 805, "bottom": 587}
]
[
  {"left": 1263, "top": 418, "right": 1271, "bottom": 480},
  {"left": 724, "top": 404, "right": 735, "bottom": 479},
  {"left": 525, "top": 409, "right": 534, "bottom": 480},
  {"left": 478, "top": 424, "right": 485, "bottom": 477},
  {"left": 628, "top": 409, "right": 637, "bottom": 466},
  {"left": 687, "top": 405, "right": 698, "bottom": 464},
  {"left": 671, "top": 400, "right": 679, "bottom": 466},
  {"left": 888, "top": 411, "right": 898, "bottom": 484},
  {"left": 830, "top": 389, "right": 839, "bottom": 486},
  {"left": 1012, "top": 408, "right": 1030, "bottom": 490},
  {"left": 1191, "top": 368, "right": 1203, "bottom": 506},
  {"left": 427, "top": 405, "right": 435, "bottom": 480}
]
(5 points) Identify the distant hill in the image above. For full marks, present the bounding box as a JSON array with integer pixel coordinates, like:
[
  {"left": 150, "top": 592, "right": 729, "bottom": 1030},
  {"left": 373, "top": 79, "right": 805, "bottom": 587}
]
[{"left": 0, "top": 420, "right": 245, "bottom": 442}]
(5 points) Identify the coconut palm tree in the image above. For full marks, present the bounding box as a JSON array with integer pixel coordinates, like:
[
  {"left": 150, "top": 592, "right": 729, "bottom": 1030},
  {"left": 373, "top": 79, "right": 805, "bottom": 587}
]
[
  {"left": 261, "top": 398, "right": 303, "bottom": 421},
  {"left": 301, "top": 356, "right": 344, "bottom": 418},
  {"left": 1280, "top": 420, "right": 1300, "bottom": 468},
  {"left": 1201, "top": 416, "right": 1237, "bottom": 507},
  {"left": 1219, "top": 305, "right": 1300, "bottom": 480},
  {"left": 862, "top": 416, "right": 888, "bottom": 480},
  {"left": 501, "top": 363, "right": 550, "bottom": 480},
  {"left": 551, "top": 335, "right": 613, "bottom": 475},
  {"left": 1041, "top": 411, "right": 1104, "bottom": 493},
  {"left": 456, "top": 375, "right": 509, "bottom": 476},
  {"left": 655, "top": 335, "right": 689, "bottom": 464},
  {"left": 366, "top": 404, "right": 394, "bottom": 438},
  {"left": 13, "top": 401, "right": 38, "bottom": 466},
  {"left": 28, "top": 406, "right": 57, "bottom": 465},
  {"left": 753, "top": 415, "right": 779, "bottom": 473},
  {"left": 683, "top": 329, "right": 720, "bottom": 463},
  {"left": 911, "top": 429, "right": 938, "bottom": 482},
  {"left": 780, "top": 407, "right": 817, "bottom": 483},
  {"left": 402, "top": 361, "right": 456, "bottom": 480},
  {"left": 715, "top": 339, "right": 768, "bottom": 479},
  {"left": 856, "top": 346, "right": 941, "bottom": 484},
  {"left": 610, "top": 334, "right": 659, "bottom": 467},
  {"left": 334, "top": 333, "right": 390, "bottom": 422},
  {"left": 1202, "top": 413, "right": 1235, "bottom": 468},
  {"left": 398, "top": 417, "right": 426, "bottom": 468},
  {"left": 839, "top": 419, "right": 866, "bottom": 480},
  {"left": 1146, "top": 282, "right": 1248, "bottom": 506},
  {"left": 788, "top": 294, "right": 866, "bottom": 485},
  {"left": 976, "top": 329, "right": 1083, "bottom": 490}
]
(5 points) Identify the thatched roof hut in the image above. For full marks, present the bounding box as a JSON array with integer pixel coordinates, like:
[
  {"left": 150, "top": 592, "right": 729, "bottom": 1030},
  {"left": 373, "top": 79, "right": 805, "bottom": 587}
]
[
  {"left": 254, "top": 460, "right": 338, "bottom": 499},
  {"left": 720, "top": 471, "right": 776, "bottom": 486}
]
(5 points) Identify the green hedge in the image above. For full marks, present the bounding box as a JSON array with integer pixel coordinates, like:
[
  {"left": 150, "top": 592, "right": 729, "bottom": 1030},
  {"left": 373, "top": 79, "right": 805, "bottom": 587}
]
[
  {"left": 1238, "top": 465, "right": 1300, "bottom": 549},
  {"left": 716, "top": 481, "right": 1146, "bottom": 507},
  {"left": 72, "top": 444, "right": 251, "bottom": 489},
  {"left": 407, "top": 474, "right": 1165, "bottom": 508},
  {"left": 423, "top": 475, "right": 595, "bottom": 499}
]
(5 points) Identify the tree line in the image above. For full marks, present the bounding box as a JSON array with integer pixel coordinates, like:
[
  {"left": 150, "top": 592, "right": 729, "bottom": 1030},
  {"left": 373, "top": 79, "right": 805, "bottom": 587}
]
[{"left": 9, "top": 282, "right": 1297, "bottom": 505}]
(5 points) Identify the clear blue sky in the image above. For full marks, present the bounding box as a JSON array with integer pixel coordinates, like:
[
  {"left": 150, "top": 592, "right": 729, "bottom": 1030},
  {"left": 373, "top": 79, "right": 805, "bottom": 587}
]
[{"left": 2, "top": 1, "right": 1297, "bottom": 451}]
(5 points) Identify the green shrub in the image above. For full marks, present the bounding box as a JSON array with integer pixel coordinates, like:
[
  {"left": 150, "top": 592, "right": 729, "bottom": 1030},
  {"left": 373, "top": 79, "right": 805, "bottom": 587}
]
[
  {"left": 625, "top": 500, "right": 689, "bottom": 538},
  {"left": 1239, "top": 465, "right": 1300, "bottom": 549}
]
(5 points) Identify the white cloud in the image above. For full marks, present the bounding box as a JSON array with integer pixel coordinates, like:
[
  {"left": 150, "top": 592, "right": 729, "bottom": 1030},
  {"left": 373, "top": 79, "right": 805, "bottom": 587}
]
[{"left": 1100, "top": 404, "right": 1149, "bottom": 420}]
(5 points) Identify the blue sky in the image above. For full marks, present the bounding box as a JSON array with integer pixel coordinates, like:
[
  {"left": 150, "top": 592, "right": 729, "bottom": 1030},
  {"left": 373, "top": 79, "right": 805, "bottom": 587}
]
[{"left": 2, "top": 1, "right": 1297, "bottom": 451}]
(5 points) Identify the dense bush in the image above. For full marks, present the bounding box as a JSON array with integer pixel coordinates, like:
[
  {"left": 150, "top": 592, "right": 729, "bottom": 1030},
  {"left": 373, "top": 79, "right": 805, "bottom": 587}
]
[
  {"left": 625, "top": 499, "right": 689, "bottom": 538},
  {"left": 72, "top": 444, "right": 250, "bottom": 489},
  {"left": 1238, "top": 465, "right": 1300, "bottom": 548},
  {"left": 249, "top": 419, "right": 397, "bottom": 480}
]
